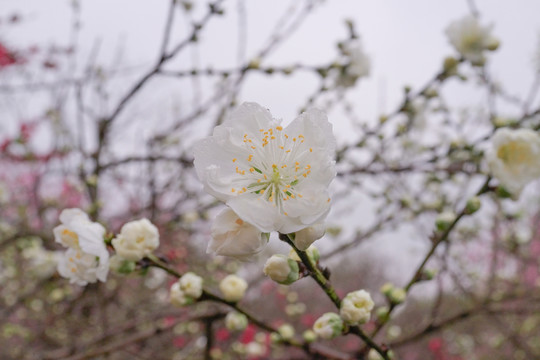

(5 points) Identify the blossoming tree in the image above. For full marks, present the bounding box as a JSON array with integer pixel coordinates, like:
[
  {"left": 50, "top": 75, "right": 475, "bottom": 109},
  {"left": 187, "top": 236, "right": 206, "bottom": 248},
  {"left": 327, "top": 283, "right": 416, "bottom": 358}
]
[{"left": 2, "top": 1, "right": 540, "bottom": 359}]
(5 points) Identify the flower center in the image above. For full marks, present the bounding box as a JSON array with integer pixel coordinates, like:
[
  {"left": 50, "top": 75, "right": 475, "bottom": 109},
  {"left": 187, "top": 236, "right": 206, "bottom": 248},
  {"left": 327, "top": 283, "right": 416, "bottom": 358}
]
[
  {"left": 229, "top": 125, "right": 316, "bottom": 214},
  {"left": 497, "top": 141, "right": 534, "bottom": 168}
]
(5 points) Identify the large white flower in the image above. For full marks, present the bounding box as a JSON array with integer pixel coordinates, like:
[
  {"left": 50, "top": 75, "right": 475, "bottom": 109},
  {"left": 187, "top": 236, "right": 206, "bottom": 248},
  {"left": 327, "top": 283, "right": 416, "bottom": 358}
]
[
  {"left": 209, "top": 208, "right": 268, "bottom": 259},
  {"left": 112, "top": 218, "right": 160, "bottom": 261},
  {"left": 445, "top": 15, "right": 499, "bottom": 66},
  {"left": 53, "top": 208, "right": 109, "bottom": 285},
  {"left": 194, "top": 102, "right": 336, "bottom": 234},
  {"left": 487, "top": 128, "right": 540, "bottom": 198}
]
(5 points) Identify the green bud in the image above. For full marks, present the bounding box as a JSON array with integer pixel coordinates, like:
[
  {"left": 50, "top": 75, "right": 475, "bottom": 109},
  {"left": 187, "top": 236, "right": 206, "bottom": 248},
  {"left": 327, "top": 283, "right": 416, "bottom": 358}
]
[
  {"left": 443, "top": 56, "right": 459, "bottom": 74},
  {"left": 388, "top": 287, "right": 406, "bottom": 305},
  {"left": 496, "top": 185, "right": 513, "bottom": 199},
  {"left": 303, "top": 329, "right": 317, "bottom": 343},
  {"left": 465, "top": 196, "right": 481, "bottom": 215},
  {"left": 435, "top": 211, "right": 456, "bottom": 232},
  {"left": 380, "top": 282, "right": 394, "bottom": 296}
]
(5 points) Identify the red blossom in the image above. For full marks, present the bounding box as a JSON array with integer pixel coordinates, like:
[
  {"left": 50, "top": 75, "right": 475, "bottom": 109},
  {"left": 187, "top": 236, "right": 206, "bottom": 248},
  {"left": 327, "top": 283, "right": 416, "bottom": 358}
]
[
  {"left": 215, "top": 328, "right": 230, "bottom": 342},
  {"left": 239, "top": 324, "right": 256, "bottom": 344},
  {"left": 0, "top": 42, "right": 17, "bottom": 67}
]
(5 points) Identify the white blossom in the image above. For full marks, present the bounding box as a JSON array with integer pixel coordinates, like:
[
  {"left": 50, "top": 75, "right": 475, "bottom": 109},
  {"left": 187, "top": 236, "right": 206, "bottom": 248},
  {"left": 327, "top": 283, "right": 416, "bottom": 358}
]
[
  {"left": 292, "top": 222, "right": 325, "bottom": 250},
  {"left": 57, "top": 247, "right": 108, "bottom": 286},
  {"left": 209, "top": 208, "right": 268, "bottom": 259},
  {"left": 53, "top": 208, "right": 109, "bottom": 286},
  {"left": 179, "top": 272, "right": 203, "bottom": 299},
  {"left": 112, "top": 218, "right": 159, "bottom": 261},
  {"left": 225, "top": 311, "right": 248, "bottom": 331},
  {"left": 445, "top": 15, "right": 499, "bottom": 66},
  {"left": 313, "top": 312, "right": 343, "bottom": 340},
  {"left": 337, "top": 39, "right": 370, "bottom": 87},
  {"left": 339, "top": 290, "right": 374, "bottom": 325},
  {"left": 219, "top": 274, "right": 248, "bottom": 302},
  {"left": 263, "top": 254, "right": 299, "bottom": 285},
  {"left": 278, "top": 324, "right": 295, "bottom": 340},
  {"left": 487, "top": 128, "right": 540, "bottom": 198},
  {"left": 169, "top": 282, "right": 191, "bottom": 307},
  {"left": 194, "top": 102, "right": 336, "bottom": 234},
  {"left": 22, "top": 243, "right": 60, "bottom": 279}
]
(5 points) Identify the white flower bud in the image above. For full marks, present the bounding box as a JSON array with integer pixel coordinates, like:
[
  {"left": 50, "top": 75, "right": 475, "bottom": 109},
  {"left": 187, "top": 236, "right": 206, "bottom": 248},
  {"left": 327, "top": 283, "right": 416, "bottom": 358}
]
[
  {"left": 112, "top": 218, "right": 159, "bottom": 261},
  {"left": 288, "top": 245, "right": 320, "bottom": 264},
  {"left": 219, "top": 274, "right": 248, "bottom": 302},
  {"left": 179, "top": 272, "right": 203, "bottom": 299},
  {"left": 225, "top": 311, "right": 248, "bottom": 331},
  {"left": 245, "top": 342, "right": 264, "bottom": 356},
  {"left": 303, "top": 329, "right": 317, "bottom": 343},
  {"left": 388, "top": 287, "right": 407, "bottom": 305},
  {"left": 278, "top": 324, "right": 295, "bottom": 340},
  {"left": 263, "top": 255, "right": 299, "bottom": 285},
  {"left": 339, "top": 289, "right": 374, "bottom": 325},
  {"left": 169, "top": 282, "right": 192, "bottom": 307},
  {"left": 435, "top": 211, "right": 456, "bottom": 232},
  {"left": 313, "top": 312, "right": 343, "bottom": 340},
  {"left": 292, "top": 223, "right": 326, "bottom": 250}
]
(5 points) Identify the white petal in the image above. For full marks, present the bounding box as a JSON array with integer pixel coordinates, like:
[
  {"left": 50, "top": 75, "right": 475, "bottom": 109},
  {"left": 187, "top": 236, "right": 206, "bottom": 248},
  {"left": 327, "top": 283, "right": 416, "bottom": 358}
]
[
  {"left": 59, "top": 208, "right": 90, "bottom": 226},
  {"left": 227, "top": 195, "right": 283, "bottom": 233},
  {"left": 209, "top": 208, "right": 268, "bottom": 259},
  {"left": 222, "top": 102, "right": 279, "bottom": 136}
]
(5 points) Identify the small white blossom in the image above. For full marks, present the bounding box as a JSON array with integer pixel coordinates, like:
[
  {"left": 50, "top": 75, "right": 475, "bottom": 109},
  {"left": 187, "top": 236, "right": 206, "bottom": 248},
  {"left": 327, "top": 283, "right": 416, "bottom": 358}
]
[
  {"left": 219, "top": 274, "right": 248, "bottom": 302},
  {"left": 194, "top": 102, "right": 336, "bottom": 235},
  {"left": 23, "top": 243, "right": 60, "bottom": 279},
  {"left": 225, "top": 311, "right": 248, "bottom": 331},
  {"left": 313, "top": 312, "right": 343, "bottom": 340},
  {"left": 245, "top": 342, "right": 265, "bottom": 357},
  {"left": 445, "top": 15, "right": 499, "bottom": 66},
  {"left": 53, "top": 208, "right": 109, "bottom": 286},
  {"left": 112, "top": 218, "right": 159, "bottom": 261},
  {"left": 57, "top": 247, "right": 107, "bottom": 286},
  {"left": 487, "top": 128, "right": 540, "bottom": 198},
  {"left": 179, "top": 272, "right": 203, "bottom": 299},
  {"left": 339, "top": 290, "right": 374, "bottom": 325},
  {"left": 169, "top": 282, "right": 191, "bottom": 307},
  {"left": 278, "top": 324, "right": 295, "bottom": 340},
  {"left": 292, "top": 222, "right": 325, "bottom": 250},
  {"left": 263, "top": 254, "right": 299, "bottom": 285},
  {"left": 337, "top": 40, "right": 370, "bottom": 87},
  {"left": 209, "top": 208, "right": 268, "bottom": 259}
]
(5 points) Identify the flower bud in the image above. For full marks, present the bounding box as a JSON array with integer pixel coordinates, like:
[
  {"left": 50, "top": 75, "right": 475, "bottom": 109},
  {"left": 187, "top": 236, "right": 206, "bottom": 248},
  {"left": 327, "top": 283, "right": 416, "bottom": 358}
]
[
  {"left": 486, "top": 37, "right": 500, "bottom": 51},
  {"left": 375, "top": 306, "right": 390, "bottom": 323},
  {"left": 339, "top": 289, "right": 374, "bottom": 325},
  {"left": 179, "top": 272, "right": 203, "bottom": 299},
  {"left": 109, "top": 255, "right": 136, "bottom": 274},
  {"left": 303, "top": 329, "right": 317, "bottom": 343},
  {"left": 263, "top": 255, "right": 299, "bottom": 285},
  {"left": 435, "top": 211, "right": 456, "bottom": 232},
  {"left": 219, "top": 274, "right": 248, "bottom": 302},
  {"left": 278, "top": 324, "right": 295, "bottom": 340},
  {"left": 292, "top": 223, "right": 326, "bottom": 250},
  {"left": 388, "top": 287, "right": 407, "bottom": 305},
  {"left": 465, "top": 197, "right": 481, "bottom": 215},
  {"left": 288, "top": 245, "right": 320, "bottom": 264},
  {"left": 443, "top": 56, "right": 459, "bottom": 74},
  {"left": 112, "top": 219, "right": 159, "bottom": 261},
  {"left": 225, "top": 311, "right": 248, "bottom": 331},
  {"left": 313, "top": 313, "right": 344, "bottom": 340},
  {"left": 170, "top": 282, "right": 192, "bottom": 307},
  {"left": 380, "top": 282, "right": 394, "bottom": 296}
]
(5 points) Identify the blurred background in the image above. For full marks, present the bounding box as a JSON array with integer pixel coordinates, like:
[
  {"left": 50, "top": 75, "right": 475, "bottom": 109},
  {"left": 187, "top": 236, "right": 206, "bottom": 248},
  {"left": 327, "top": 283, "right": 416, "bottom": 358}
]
[{"left": 1, "top": 0, "right": 540, "bottom": 359}]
